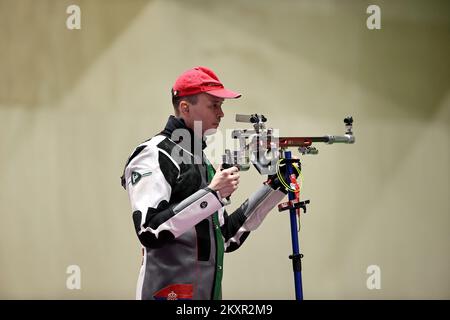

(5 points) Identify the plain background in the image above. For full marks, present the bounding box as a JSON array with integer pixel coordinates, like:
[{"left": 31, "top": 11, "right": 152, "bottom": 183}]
[{"left": 0, "top": 0, "right": 448, "bottom": 299}]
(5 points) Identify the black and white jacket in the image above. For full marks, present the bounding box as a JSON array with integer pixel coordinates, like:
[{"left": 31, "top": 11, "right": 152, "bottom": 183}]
[{"left": 121, "top": 116, "right": 285, "bottom": 300}]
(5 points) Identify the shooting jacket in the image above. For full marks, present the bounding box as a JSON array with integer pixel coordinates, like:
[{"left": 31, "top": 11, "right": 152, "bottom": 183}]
[{"left": 121, "top": 116, "right": 285, "bottom": 300}]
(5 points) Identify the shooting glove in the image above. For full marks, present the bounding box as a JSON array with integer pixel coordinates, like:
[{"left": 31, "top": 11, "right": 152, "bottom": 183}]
[{"left": 265, "top": 159, "right": 301, "bottom": 194}]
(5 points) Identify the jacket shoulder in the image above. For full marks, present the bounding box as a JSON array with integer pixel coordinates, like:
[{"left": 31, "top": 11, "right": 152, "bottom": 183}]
[{"left": 121, "top": 135, "right": 180, "bottom": 189}]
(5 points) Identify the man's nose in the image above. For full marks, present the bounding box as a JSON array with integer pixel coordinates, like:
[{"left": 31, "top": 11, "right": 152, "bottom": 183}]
[{"left": 217, "top": 106, "right": 224, "bottom": 118}]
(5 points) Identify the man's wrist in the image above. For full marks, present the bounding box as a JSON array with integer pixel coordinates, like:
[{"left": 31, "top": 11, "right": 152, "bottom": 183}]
[{"left": 204, "top": 187, "right": 225, "bottom": 205}]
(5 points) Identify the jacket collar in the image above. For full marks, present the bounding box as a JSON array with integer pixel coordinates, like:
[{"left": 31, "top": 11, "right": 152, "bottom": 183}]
[{"left": 160, "top": 115, "right": 207, "bottom": 152}]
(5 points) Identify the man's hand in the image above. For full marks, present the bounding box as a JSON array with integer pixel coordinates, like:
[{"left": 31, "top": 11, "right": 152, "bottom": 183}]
[{"left": 208, "top": 166, "right": 240, "bottom": 198}]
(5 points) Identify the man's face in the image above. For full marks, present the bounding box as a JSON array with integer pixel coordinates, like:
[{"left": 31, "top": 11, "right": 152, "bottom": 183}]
[{"left": 184, "top": 93, "right": 225, "bottom": 135}]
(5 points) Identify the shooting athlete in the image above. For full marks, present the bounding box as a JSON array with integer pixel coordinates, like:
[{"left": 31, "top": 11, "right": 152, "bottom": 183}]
[{"left": 120, "top": 66, "right": 294, "bottom": 300}]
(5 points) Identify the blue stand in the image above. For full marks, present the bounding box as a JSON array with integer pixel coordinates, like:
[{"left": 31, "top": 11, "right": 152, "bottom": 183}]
[{"left": 284, "top": 150, "right": 304, "bottom": 300}]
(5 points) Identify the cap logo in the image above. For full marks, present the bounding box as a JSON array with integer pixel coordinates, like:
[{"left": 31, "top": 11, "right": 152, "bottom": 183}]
[{"left": 203, "top": 81, "right": 222, "bottom": 87}]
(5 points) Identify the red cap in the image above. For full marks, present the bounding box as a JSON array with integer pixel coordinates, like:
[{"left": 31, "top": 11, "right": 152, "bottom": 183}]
[{"left": 172, "top": 66, "right": 241, "bottom": 99}]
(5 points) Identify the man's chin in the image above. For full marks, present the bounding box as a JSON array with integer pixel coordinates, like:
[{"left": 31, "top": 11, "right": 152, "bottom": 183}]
[{"left": 204, "top": 126, "right": 219, "bottom": 135}]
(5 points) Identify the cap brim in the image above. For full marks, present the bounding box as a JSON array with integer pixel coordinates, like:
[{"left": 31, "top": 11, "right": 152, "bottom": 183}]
[{"left": 206, "top": 88, "right": 241, "bottom": 99}]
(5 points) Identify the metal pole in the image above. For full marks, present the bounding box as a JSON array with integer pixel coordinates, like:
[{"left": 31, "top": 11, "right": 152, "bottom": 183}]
[{"left": 284, "top": 150, "right": 304, "bottom": 300}]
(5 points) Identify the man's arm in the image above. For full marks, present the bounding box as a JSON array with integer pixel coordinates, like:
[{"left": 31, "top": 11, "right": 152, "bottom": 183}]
[
  {"left": 220, "top": 184, "right": 286, "bottom": 252},
  {"left": 124, "top": 138, "right": 224, "bottom": 248}
]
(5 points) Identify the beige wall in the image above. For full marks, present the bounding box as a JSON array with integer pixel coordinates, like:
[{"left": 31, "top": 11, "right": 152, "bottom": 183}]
[{"left": 0, "top": 0, "right": 448, "bottom": 299}]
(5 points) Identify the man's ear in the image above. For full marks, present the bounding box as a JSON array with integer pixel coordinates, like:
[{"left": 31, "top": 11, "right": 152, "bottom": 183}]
[{"left": 179, "top": 101, "right": 189, "bottom": 115}]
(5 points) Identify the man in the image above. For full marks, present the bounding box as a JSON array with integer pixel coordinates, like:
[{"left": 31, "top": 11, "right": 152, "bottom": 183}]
[{"left": 121, "top": 66, "right": 291, "bottom": 300}]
